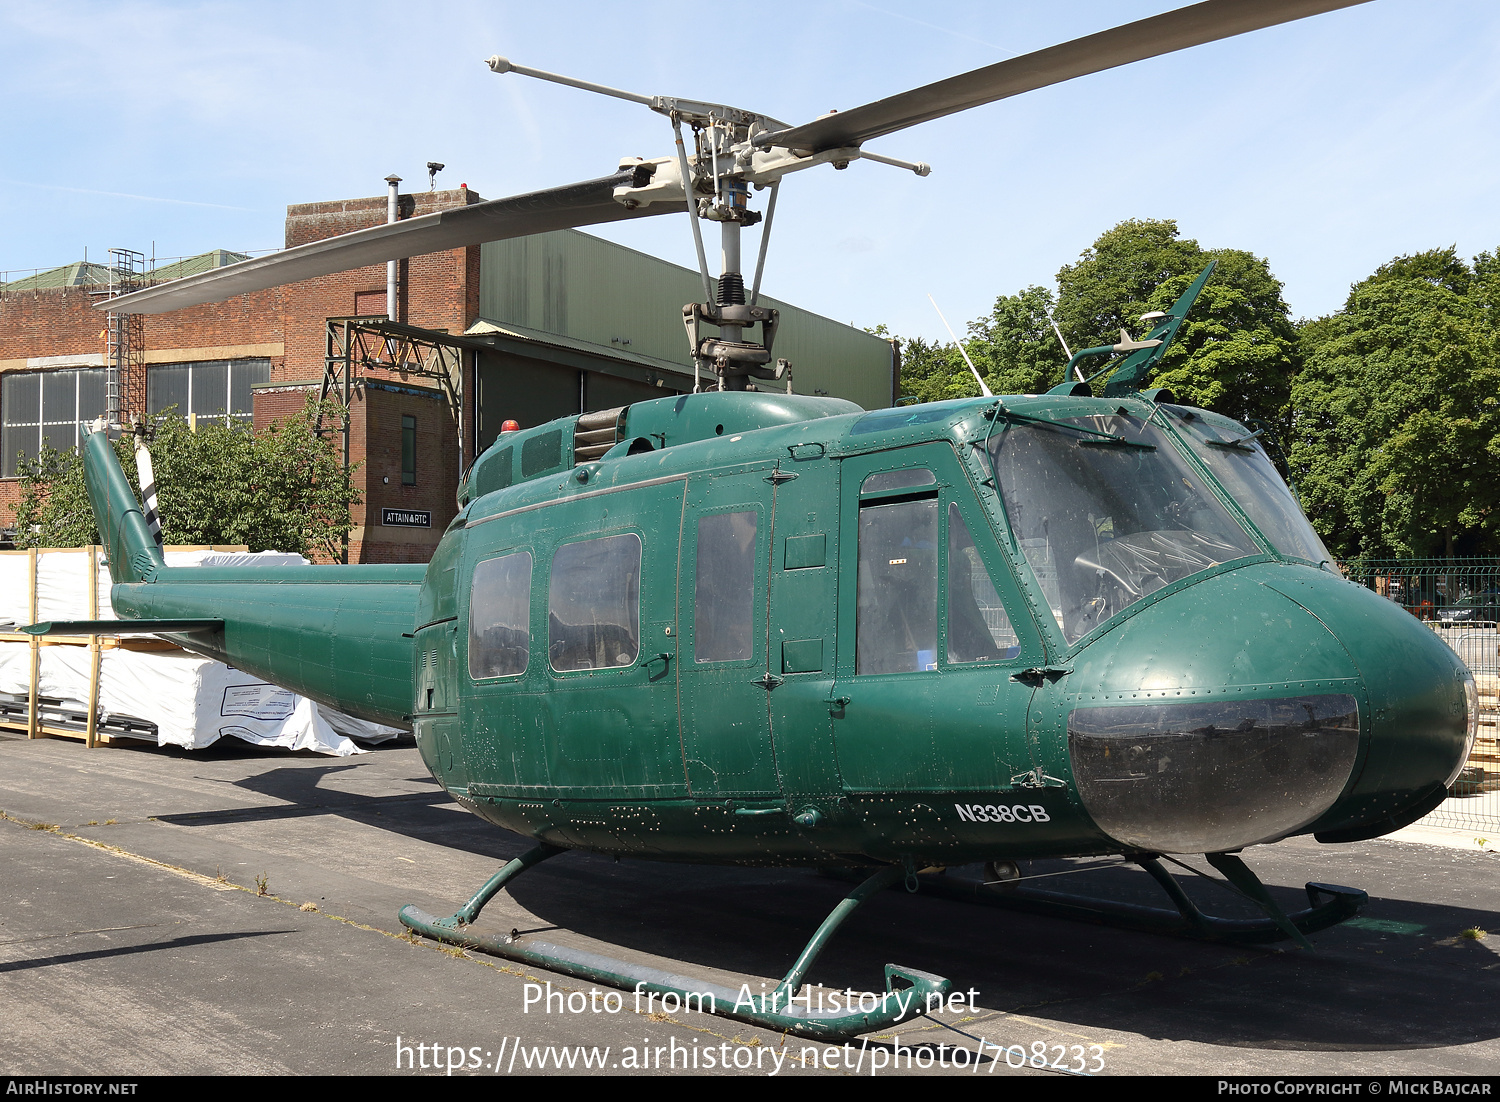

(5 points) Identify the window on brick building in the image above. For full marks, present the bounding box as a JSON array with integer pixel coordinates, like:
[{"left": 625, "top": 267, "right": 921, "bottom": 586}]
[
  {"left": 402, "top": 415, "right": 417, "bottom": 485},
  {"left": 1, "top": 367, "right": 107, "bottom": 478},
  {"left": 146, "top": 358, "right": 269, "bottom": 426}
]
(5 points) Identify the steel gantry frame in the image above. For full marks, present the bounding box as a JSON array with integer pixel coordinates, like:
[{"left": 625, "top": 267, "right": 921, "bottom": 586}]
[{"left": 318, "top": 316, "right": 494, "bottom": 561}]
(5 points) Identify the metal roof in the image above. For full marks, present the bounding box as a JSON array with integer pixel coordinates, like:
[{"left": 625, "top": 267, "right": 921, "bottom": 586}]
[{"left": 1, "top": 250, "right": 249, "bottom": 292}]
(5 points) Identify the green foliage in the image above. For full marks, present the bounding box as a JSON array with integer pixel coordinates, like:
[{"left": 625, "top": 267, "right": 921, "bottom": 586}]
[
  {"left": 1053, "top": 218, "right": 1205, "bottom": 347},
  {"left": 967, "top": 285, "right": 1071, "bottom": 397},
  {"left": 14, "top": 445, "right": 101, "bottom": 550},
  {"left": 15, "top": 398, "right": 360, "bottom": 559},
  {"left": 891, "top": 219, "right": 1297, "bottom": 427},
  {"left": 1365, "top": 246, "right": 1471, "bottom": 297},
  {"left": 895, "top": 288, "right": 1071, "bottom": 403},
  {"left": 1289, "top": 267, "right": 1500, "bottom": 559},
  {"left": 1055, "top": 220, "right": 1298, "bottom": 427},
  {"left": 896, "top": 334, "right": 972, "bottom": 404}
]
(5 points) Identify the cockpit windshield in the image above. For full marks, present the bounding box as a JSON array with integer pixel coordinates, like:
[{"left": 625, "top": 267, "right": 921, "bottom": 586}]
[
  {"left": 1160, "top": 407, "right": 1335, "bottom": 569},
  {"left": 987, "top": 411, "right": 1259, "bottom": 643}
]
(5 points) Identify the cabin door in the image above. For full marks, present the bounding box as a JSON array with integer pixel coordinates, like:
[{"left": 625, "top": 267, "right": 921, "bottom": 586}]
[
  {"left": 677, "top": 465, "right": 780, "bottom": 797},
  {"left": 765, "top": 454, "right": 845, "bottom": 803},
  {"left": 828, "top": 444, "right": 1045, "bottom": 795}
]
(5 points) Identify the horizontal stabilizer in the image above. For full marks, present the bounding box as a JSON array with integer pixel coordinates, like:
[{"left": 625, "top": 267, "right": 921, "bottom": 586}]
[{"left": 21, "top": 619, "right": 225, "bottom": 636}]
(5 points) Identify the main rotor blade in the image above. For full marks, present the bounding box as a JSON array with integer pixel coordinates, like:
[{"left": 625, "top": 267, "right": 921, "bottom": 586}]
[
  {"left": 102, "top": 171, "right": 685, "bottom": 314},
  {"left": 760, "top": 0, "right": 1370, "bottom": 153}
]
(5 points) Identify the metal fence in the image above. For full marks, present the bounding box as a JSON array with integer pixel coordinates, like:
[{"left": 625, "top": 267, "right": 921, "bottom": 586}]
[
  {"left": 1343, "top": 558, "right": 1500, "bottom": 625},
  {"left": 1343, "top": 560, "right": 1500, "bottom": 835},
  {"left": 1423, "top": 622, "right": 1500, "bottom": 834}
]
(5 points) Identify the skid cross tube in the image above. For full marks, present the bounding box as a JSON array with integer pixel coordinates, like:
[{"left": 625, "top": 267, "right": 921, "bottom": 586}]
[
  {"left": 899, "top": 857, "right": 1364, "bottom": 946},
  {"left": 399, "top": 849, "right": 951, "bottom": 1041}
]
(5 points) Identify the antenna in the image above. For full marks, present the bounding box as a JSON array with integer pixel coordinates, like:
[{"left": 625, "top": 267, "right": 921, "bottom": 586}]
[
  {"left": 1042, "top": 304, "right": 1076, "bottom": 377},
  {"left": 927, "top": 294, "right": 992, "bottom": 399}
]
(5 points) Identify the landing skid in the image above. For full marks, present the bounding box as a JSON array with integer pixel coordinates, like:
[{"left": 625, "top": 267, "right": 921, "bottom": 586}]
[
  {"left": 399, "top": 845, "right": 951, "bottom": 1042},
  {"left": 910, "top": 853, "right": 1366, "bottom": 948}
]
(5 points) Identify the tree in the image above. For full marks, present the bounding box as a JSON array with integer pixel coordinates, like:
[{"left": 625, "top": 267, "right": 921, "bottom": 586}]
[
  {"left": 1053, "top": 218, "right": 1204, "bottom": 346},
  {"left": 964, "top": 285, "right": 1070, "bottom": 397},
  {"left": 1054, "top": 220, "right": 1298, "bottom": 428},
  {"left": 14, "top": 397, "right": 360, "bottom": 560},
  {"left": 1289, "top": 256, "right": 1500, "bottom": 559},
  {"left": 895, "top": 334, "right": 972, "bottom": 404},
  {"left": 892, "top": 219, "right": 1298, "bottom": 426}
]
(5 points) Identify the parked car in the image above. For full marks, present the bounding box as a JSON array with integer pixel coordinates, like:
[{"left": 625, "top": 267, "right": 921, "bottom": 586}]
[{"left": 1438, "top": 592, "right": 1500, "bottom": 623}]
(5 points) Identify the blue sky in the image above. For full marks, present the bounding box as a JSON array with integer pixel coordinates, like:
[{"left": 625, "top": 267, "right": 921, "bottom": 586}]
[{"left": 2, "top": 0, "right": 1497, "bottom": 341}]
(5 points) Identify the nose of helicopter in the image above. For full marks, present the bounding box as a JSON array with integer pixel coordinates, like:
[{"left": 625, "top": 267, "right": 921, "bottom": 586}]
[{"left": 1061, "top": 562, "right": 1473, "bottom": 854}]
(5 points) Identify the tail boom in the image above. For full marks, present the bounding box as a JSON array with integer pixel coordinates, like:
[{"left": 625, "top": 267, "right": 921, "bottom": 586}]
[{"left": 74, "top": 425, "right": 422, "bottom": 727}]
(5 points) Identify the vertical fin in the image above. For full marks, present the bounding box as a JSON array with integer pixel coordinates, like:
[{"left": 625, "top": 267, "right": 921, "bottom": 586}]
[
  {"left": 132, "top": 436, "right": 164, "bottom": 549},
  {"left": 82, "top": 425, "right": 165, "bottom": 584}
]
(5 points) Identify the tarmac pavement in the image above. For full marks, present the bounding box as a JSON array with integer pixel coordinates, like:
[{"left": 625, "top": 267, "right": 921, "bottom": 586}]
[{"left": 2, "top": 729, "right": 1498, "bottom": 1078}]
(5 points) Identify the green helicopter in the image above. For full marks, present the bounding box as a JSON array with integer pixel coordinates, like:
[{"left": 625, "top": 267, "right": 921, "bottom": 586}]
[{"left": 37, "top": 0, "right": 1462, "bottom": 1042}]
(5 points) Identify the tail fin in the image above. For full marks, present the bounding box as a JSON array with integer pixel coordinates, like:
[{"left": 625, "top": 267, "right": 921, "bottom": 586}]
[{"left": 82, "top": 424, "right": 165, "bottom": 584}]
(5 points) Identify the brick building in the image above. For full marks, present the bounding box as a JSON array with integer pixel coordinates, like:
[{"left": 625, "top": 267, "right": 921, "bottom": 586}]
[{"left": 1, "top": 186, "right": 896, "bottom": 562}]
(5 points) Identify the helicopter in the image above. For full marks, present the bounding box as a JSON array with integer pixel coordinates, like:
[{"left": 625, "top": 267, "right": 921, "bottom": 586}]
[{"left": 25, "top": 0, "right": 1478, "bottom": 1042}]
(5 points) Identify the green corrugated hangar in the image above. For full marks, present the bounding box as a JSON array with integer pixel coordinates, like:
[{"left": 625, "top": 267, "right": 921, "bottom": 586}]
[{"left": 468, "top": 230, "right": 895, "bottom": 453}]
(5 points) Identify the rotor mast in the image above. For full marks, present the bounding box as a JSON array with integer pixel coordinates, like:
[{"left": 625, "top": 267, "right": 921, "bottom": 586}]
[
  {"left": 485, "top": 59, "right": 839, "bottom": 392},
  {"left": 684, "top": 115, "right": 781, "bottom": 392}
]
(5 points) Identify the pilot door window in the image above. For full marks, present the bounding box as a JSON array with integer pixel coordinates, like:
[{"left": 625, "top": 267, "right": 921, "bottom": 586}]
[
  {"left": 548, "top": 533, "right": 642, "bottom": 672},
  {"left": 694, "top": 510, "right": 757, "bottom": 663},
  {"left": 947, "top": 504, "right": 1020, "bottom": 663},
  {"left": 857, "top": 475, "right": 939, "bottom": 674},
  {"left": 468, "top": 551, "right": 532, "bottom": 679}
]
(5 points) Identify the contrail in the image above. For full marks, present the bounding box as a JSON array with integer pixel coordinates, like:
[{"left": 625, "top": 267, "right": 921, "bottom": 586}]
[{"left": 0, "top": 178, "right": 256, "bottom": 212}]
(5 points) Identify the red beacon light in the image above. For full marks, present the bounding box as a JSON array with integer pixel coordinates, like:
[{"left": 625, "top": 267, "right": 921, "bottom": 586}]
[{"left": 500, "top": 420, "right": 520, "bottom": 434}]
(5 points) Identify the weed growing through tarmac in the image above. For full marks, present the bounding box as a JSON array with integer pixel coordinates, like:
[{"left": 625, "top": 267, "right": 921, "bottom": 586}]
[
  {"left": 1461, "top": 927, "right": 1488, "bottom": 940},
  {"left": 299, "top": 902, "right": 318, "bottom": 912},
  {"left": 104, "top": 819, "right": 116, "bottom": 825},
  {"left": 27, "top": 822, "right": 56, "bottom": 831},
  {"left": 254, "top": 872, "right": 269, "bottom": 896}
]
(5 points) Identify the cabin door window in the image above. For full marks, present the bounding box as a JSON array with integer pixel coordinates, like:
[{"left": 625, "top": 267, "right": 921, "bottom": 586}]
[
  {"left": 856, "top": 473, "right": 940, "bottom": 674},
  {"left": 946, "top": 504, "right": 1020, "bottom": 663},
  {"left": 548, "top": 533, "right": 642, "bottom": 672},
  {"left": 468, "top": 551, "right": 532, "bottom": 679}
]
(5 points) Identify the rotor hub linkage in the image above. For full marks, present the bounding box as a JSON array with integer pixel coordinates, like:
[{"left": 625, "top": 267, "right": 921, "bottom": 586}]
[{"left": 683, "top": 301, "right": 789, "bottom": 387}]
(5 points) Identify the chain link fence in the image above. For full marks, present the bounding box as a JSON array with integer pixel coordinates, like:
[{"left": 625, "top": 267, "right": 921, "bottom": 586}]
[{"left": 1345, "top": 559, "right": 1500, "bottom": 836}]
